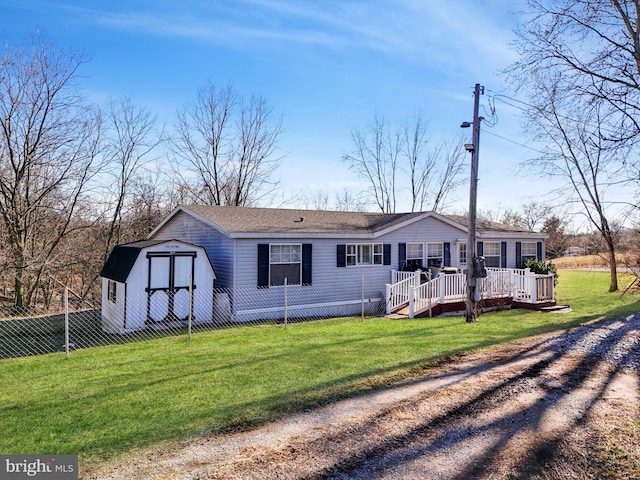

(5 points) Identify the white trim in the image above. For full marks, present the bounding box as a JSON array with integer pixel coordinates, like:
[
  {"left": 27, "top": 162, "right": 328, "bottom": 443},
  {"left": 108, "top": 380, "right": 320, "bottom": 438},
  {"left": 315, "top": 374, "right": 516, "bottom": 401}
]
[{"left": 236, "top": 297, "right": 383, "bottom": 316}]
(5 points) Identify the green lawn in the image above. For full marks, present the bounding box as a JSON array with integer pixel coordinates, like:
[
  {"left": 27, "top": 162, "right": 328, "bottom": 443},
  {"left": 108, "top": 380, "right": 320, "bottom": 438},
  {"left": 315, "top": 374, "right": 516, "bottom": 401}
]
[{"left": 1, "top": 270, "right": 638, "bottom": 467}]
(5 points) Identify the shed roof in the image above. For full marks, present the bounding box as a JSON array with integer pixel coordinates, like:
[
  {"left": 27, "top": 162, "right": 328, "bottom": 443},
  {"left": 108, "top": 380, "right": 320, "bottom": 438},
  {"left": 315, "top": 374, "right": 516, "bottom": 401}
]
[{"left": 100, "top": 239, "right": 205, "bottom": 282}]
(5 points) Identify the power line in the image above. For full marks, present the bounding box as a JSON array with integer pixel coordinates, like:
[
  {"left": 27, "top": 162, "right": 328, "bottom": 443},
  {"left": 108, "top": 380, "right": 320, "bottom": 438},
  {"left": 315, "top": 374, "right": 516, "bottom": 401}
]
[
  {"left": 481, "top": 129, "right": 547, "bottom": 155},
  {"left": 487, "top": 92, "right": 625, "bottom": 139}
]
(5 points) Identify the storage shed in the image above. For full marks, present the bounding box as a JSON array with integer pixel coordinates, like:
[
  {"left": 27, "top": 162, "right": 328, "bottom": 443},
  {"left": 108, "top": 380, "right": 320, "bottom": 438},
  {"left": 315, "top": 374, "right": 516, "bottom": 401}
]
[{"left": 100, "top": 239, "right": 216, "bottom": 333}]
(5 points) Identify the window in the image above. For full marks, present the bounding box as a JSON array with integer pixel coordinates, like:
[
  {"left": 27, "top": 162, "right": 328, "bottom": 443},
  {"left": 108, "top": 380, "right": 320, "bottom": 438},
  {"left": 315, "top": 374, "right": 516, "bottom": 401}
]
[
  {"left": 346, "top": 243, "right": 383, "bottom": 266},
  {"left": 521, "top": 242, "right": 537, "bottom": 265},
  {"left": 484, "top": 242, "right": 501, "bottom": 268},
  {"left": 458, "top": 243, "right": 467, "bottom": 268},
  {"left": 270, "top": 244, "right": 301, "bottom": 286},
  {"left": 405, "top": 242, "right": 424, "bottom": 270},
  {"left": 426, "top": 243, "right": 443, "bottom": 268},
  {"left": 108, "top": 280, "right": 117, "bottom": 303}
]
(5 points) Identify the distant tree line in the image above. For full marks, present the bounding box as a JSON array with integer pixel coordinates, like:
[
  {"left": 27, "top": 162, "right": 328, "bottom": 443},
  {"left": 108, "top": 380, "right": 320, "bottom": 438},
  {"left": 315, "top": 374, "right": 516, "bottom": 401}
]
[
  {"left": 5, "top": 2, "right": 640, "bottom": 309},
  {"left": 0, "top": 34, "right": 471, "bottom": 308},
  {"left": 0, "top": 34, "right": 286, "bottom": 307}
]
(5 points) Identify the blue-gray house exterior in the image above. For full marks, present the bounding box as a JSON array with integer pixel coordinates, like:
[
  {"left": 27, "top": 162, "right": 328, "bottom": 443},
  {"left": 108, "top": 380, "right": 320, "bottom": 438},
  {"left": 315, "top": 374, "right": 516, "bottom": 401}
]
[{"left": 147, "top": 205, "right": 547, "bottom": 322}]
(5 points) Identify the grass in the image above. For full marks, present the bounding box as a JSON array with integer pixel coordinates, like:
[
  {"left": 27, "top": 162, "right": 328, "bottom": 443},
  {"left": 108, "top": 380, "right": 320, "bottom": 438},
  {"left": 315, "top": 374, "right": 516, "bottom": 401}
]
[
  {"left": 552, "top": 253, "right": 636, "bottom": 269},
  {"left": 0, "top": 270, "right": 638, "bottom": 468}
]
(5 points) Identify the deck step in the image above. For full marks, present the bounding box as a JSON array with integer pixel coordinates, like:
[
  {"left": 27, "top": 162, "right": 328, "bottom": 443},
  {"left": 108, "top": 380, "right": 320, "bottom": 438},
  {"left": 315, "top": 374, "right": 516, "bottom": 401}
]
[{"left": 539, "top": 304, "right": 572, "bottom": 313}]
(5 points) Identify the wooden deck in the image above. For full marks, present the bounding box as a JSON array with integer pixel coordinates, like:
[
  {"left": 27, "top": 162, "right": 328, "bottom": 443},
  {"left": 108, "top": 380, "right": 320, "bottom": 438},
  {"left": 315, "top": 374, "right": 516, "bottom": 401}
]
[{"left": 385, "top": 268, "right": 556, "bottom": 319}]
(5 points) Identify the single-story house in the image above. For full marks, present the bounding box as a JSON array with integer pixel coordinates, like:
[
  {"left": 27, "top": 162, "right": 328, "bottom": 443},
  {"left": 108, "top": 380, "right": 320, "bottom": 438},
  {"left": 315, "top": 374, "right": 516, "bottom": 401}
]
[
  {"left": 143, "top": 205, "right": 547, "bottom": 322},
  {"left": 564, "top": 246, "right": 586, "bottom": 257},
  {"left": 100, "top": 239, "right": 216, "bottom": 333}
]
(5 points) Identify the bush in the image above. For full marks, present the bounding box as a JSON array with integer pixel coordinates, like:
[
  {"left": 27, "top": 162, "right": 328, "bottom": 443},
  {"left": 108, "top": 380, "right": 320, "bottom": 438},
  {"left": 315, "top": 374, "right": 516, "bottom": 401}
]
[{"left": 524, "top": 258, "right": 559, "bottom": 286}]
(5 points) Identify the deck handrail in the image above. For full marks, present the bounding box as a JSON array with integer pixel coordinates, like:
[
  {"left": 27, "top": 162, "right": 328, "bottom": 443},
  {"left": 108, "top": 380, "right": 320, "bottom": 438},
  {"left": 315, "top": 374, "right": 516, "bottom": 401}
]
[
  {"left": 388, "top": 267, "right": 555, "bottom": 318},
  {"left": 385, "top": 271, "right": 420, "bottom": 314}
]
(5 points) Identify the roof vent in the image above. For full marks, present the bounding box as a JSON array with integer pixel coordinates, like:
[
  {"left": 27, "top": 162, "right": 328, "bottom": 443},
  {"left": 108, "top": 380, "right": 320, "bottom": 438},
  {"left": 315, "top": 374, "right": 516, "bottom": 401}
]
[{"left": 294, "top": 217, "right": 305, "bottom": 223}]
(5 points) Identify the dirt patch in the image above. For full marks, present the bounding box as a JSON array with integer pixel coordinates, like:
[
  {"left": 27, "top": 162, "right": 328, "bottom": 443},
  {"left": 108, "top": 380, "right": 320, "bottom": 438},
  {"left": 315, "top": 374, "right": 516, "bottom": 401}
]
[{"left": 84, "top": 316, "right": 640, "bottom": 480}]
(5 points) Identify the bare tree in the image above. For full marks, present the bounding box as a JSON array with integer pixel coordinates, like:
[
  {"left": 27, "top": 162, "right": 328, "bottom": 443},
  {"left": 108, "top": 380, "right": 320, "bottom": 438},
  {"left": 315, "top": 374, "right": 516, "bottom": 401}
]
[
  {"left": 0, "top": 36, "right": 102, "bottom": 306},
  {"left": 126, "top": 173, "right": 172, "bottom": 239},
  {"left": 100, "top": 96, "right": 162, "bottom": 259},
  {"left": 344, "top": 113, "right": 466, "bottom": 213},
  {"left": 334, "top": 188, "right": 367, "bottom": 212},
  {"left": 529, "top": 88, "right": 623, "bottom": 291},
  {"left": 171, "top": 82, "right": 283, "bottom": 206},
  {"left": 520, "top": 201, "right": 552, "bottom": 231},
  {"left": 423, "top": 137, "right": 467, "bottom": 213},
  {"left": 302, "top": 190, "right": 330, "bottom": 210},
  {"left": 343, "top": 115, "right": 400, "bottom": 213},
  {"left": 509, "top": 0, "right": 640, "bottom": 291},
  {"left": 512, "top": 0, "right": 640, "bottom": 195}
]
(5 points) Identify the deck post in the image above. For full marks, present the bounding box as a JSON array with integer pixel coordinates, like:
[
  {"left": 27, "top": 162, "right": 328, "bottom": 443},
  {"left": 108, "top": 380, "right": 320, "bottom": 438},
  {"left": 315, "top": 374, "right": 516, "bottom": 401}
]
[
  {"left": 439, "top": 274, "right": 445, "bottom": 305},
  {"left": 531, "top": 275, "right": 538, "bottom": 304}
]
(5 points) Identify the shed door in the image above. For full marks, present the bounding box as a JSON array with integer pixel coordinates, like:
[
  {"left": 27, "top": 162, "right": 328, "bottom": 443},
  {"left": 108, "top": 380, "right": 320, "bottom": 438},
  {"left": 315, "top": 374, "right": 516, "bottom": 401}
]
[{"left": 146, "top": 252, "right": 196, "bottom": 324}]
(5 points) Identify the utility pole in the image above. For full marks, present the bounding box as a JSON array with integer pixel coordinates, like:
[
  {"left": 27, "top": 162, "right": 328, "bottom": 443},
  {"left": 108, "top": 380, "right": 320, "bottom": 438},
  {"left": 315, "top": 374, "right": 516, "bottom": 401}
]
[{"left": 463, "top": 83, "right": 484, "bottom": 323}]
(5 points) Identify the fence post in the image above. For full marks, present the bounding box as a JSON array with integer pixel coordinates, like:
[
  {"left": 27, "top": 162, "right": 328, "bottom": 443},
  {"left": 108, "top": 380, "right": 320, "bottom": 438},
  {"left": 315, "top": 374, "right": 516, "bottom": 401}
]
[
  {"left": 385, "top": 283, "right": 391, "bottom": 315},
  {"left": 284, "top": 277, "right": 288, "bottom": 329},
  {"left": 361, "top": 274, "right": 365, "bottom": 321},
  {"left": 64, "top": 286, "right": 69, "bottom": 359},
  {"left": 188, "top": 275, "right": 193, "bottom": 340},
  {"left": 408, "top": 287, "right": 415, "bottom": 319}
]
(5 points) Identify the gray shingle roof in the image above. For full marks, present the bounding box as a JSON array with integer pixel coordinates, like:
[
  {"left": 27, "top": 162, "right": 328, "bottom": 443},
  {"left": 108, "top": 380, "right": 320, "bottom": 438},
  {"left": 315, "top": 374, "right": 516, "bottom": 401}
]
[
  {"left": 182, "top": 205, "right": 425, "bottom": 235},
  {"left": 174, "top": 205, "right": 539, "bottom": 237},
  {"left": 444, "top": 214, "right": 538, "bottom": 234}
]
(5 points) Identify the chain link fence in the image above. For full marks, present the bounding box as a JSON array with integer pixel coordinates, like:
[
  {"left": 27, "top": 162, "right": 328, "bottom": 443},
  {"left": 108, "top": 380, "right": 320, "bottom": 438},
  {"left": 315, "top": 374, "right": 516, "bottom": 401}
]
[{"left": 0, "top": 276, "right": 387, "bottom": 360}]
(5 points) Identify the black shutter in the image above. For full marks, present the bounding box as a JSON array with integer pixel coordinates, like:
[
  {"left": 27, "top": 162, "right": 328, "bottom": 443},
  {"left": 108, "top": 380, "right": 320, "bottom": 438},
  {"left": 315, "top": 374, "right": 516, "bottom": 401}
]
[
  {"left": 443, "top": 242, "right": 451, "bottom": 267},
  {"left": 383, "top": 244, "right": 391, "bottom": 265},
  {"left": 398, "top": 243, "right": 406, "bottom": 270},
  {"left": 537, "top": 241, "right": 543, "bottom": 261},
  {"left": 476, "top": 241, "right": 484, "bottom": 257},
  {"left": 257, "top": 244, "right": 269, "bottom": 288},
  {"left": 302, "top": 244, "right": 312, "bottom": 285},
  {"left": 337, "top": 244, "right": 346, "bottom": 268},
  {"left": 501, "top": 241, "right": 507, "bottom": 268},
  {"left": 515, "top": 242, "right": 522, "bottom": 268}
]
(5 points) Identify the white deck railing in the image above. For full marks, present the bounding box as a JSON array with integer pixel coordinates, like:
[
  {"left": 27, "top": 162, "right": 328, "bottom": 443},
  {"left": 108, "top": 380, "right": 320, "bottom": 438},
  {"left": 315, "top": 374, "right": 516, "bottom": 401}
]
[
  {"left": 386, "top": 268, "right": 555, "bottom": 317},
  {"left": 386, "top": 271, "right": 420, "bottom": 314}
]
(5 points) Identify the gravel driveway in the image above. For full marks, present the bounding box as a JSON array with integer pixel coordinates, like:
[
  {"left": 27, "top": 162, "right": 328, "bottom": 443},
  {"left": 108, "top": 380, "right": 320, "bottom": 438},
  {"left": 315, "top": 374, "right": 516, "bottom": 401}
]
[{"left": 85, "top": 313, "right": 640, "bottom": 480}]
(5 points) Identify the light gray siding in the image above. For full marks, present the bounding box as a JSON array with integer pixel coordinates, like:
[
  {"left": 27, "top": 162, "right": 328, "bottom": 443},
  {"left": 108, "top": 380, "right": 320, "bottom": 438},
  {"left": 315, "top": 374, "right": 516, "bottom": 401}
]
[
  {"left": 151, "top": 211, "right": 235, "bottom": 288},
  {"left": 232, "top": 237, "right": 389, "bottom": 317},
  {"left": 147, "top": 210, "right": 546, "bottom": 322}
]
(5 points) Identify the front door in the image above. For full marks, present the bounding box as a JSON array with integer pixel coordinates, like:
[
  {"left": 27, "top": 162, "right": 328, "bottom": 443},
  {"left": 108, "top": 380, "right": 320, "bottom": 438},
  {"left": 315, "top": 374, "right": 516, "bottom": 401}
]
[{"left": 146, "top": 252, "right": 196, "bottom": 324}]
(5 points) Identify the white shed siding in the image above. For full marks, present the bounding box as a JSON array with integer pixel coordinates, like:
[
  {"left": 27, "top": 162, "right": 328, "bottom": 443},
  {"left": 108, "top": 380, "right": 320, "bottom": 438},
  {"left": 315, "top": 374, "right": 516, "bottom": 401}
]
[
  {"left": 101, "top": 278, "right": 125, "bottom": 333},
  {"left": 101, "top": 240, "right": 216, "bottom": 332},
  {"left": 151, "top": 211, "right": 235, "bottom": 288}
]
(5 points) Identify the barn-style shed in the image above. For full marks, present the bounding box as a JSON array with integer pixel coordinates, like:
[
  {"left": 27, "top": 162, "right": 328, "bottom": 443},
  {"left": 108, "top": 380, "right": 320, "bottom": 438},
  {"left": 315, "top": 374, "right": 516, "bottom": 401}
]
[{"left": 100, "top": 239, "right": 216, "bottom": 333}]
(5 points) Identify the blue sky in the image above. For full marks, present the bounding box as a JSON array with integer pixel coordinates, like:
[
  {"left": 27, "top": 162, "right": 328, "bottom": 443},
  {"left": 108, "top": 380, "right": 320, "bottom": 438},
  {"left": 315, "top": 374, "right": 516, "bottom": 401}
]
[{"left": 0, "top": 0, "right": 566, "bottom": 218}]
